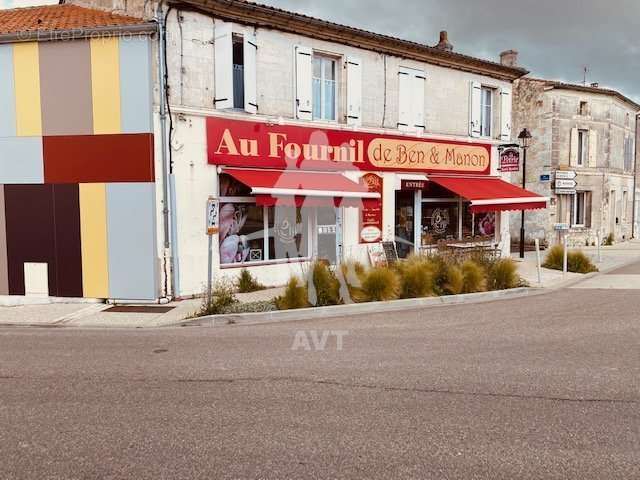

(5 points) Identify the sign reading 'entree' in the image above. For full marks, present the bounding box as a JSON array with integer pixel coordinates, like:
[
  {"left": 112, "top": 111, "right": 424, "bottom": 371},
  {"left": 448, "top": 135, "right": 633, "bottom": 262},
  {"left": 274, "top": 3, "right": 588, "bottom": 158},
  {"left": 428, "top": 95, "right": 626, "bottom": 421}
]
[{"left": 207, "top": 117, "right": 492, "bottom": 175}]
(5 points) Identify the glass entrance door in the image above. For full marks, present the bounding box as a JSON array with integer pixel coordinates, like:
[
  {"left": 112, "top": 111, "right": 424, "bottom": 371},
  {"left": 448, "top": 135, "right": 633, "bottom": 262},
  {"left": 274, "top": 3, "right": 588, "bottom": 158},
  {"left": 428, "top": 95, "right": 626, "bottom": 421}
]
[{"left": 395, "top": 190, "right": 415, "bottom": 258}]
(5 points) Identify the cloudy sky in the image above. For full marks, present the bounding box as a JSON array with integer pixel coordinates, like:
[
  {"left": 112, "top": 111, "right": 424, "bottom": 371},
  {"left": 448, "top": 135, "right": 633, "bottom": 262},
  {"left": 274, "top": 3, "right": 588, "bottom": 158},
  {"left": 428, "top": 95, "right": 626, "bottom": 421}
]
[{"left": 261, "top": 0, "right": 640, "bottom": 103}]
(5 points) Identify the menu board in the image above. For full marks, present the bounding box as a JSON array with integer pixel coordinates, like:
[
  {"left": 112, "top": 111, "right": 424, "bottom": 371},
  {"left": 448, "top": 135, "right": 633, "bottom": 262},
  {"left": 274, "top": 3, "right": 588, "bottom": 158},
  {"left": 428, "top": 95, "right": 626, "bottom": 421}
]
[
  {"left": 367, "top": 242, "right": 399, "bottom": 267},
  {"left": 382, "top": 241, "right": 399, "bottom": 265}
]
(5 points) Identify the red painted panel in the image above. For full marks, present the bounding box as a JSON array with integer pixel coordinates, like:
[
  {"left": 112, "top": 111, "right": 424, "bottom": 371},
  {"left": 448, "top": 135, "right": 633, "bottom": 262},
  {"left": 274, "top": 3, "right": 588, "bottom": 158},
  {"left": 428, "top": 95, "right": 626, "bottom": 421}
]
[
  {"left": 52, "top": 184, "right": 83, "bottom": 297},
  {"left": 43, "top": 133, "right": 154, "bottom": 183}
]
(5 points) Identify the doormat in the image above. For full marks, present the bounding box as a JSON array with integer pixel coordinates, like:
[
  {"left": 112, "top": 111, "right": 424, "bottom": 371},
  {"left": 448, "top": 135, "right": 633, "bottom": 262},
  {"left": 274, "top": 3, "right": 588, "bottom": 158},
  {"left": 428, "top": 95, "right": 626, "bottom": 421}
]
[{"left": 104, "top": 306, "right": 176, "bottom": 314}]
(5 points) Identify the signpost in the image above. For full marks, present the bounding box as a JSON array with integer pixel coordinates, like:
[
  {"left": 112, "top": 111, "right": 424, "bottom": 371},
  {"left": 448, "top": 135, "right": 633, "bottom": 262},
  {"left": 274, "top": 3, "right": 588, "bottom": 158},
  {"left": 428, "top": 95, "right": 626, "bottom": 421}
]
[
  {"left": 206, "top": 197, "right": 219, "bottom": 305},
  {"left": 554, "top": 171, "right": 577, "bottom": 196}
]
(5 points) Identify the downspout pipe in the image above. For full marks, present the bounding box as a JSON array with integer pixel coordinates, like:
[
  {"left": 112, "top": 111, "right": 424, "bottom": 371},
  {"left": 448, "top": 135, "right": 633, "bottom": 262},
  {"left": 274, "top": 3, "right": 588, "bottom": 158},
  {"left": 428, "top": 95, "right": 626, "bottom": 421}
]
[
  {"left": 632, "top": 113, "right": 639, "bottom": 239},
  {"left": 155, "top": 2, "right": 174, "bottom": 299}
]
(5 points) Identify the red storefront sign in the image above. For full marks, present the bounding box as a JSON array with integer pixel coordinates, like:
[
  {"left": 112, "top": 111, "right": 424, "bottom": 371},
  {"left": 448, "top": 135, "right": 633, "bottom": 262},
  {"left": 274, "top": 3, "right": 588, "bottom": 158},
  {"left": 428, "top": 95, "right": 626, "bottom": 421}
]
[
  {"left": 359, "top": 173, "right": 383, "bottom": 243},
  {"left": 401, "top": 179, "right": 427, "bottom": 190},
  {"left": 207, "top": 117, "right": 492, "bottom": 175}
]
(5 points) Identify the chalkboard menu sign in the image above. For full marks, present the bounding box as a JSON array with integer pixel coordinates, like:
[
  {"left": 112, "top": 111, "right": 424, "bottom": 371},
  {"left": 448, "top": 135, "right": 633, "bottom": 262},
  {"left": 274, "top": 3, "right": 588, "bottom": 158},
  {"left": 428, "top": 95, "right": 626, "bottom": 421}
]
[{"left": 381, "top": 241, "right": 398, "bottom": 265}]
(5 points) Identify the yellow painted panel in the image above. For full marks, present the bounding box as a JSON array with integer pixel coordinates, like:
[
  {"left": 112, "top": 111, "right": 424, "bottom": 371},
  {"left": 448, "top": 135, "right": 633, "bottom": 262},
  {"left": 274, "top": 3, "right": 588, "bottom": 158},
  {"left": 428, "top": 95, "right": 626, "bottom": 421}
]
[
  {"left": 13, "top": 43, "right": 41, "bottom": 136},
  {"left": 80, "top": 183, "right": 110, "bottom": 298},
  {"left": 90, "top": 37, "right": 121, "bottom": 134}
]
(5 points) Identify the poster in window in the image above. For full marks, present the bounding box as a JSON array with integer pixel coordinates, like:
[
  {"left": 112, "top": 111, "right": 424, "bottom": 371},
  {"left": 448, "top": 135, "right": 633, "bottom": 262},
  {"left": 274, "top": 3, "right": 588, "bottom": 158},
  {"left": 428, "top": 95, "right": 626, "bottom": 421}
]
[{"left": 219, "top": 203, "right": 265, "bottom": 264}]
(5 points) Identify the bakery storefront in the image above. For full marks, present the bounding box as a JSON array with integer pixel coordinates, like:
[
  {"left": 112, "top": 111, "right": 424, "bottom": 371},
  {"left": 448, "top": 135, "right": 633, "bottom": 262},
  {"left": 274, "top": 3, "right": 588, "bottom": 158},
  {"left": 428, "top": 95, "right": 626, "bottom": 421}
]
[{"left": 207, "top": 117, "right": 547, "bottom": 273}]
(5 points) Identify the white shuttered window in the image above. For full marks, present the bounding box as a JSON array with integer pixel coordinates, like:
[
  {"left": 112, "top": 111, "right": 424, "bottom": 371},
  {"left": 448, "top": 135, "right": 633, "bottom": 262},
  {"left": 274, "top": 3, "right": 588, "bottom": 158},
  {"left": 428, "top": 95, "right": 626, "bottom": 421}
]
[
  {"left": 398, "top": 67, "right": 425, "bottom": 132},
  {"left": 295, "top": 46, "right": 313, "bottom": 120},
  {"left": 346, "top": 57, "right": 362, "bottom": 126}
]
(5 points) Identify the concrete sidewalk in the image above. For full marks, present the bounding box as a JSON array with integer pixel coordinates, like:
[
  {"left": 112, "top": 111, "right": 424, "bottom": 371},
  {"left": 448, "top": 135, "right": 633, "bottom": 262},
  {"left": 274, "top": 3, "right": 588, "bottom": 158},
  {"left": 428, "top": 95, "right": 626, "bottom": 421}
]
[
  {"left": 0, "top": 287, "right": 284, "bottom": 328},
  {"left": 2, "top": 241, "right": 640, "bottom": 328},
  {"left": 514, "top": 239, "right": 640, "bottom": 288}
]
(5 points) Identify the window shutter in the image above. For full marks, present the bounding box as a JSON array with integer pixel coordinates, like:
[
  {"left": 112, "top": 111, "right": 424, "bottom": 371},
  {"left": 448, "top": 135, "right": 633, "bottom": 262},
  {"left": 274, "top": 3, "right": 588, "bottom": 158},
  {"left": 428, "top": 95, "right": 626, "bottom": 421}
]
[
  {"left": 214, "top": 20, "right": 233, "bottom": 110},
  {"left": 346, "top": 57, "right": 362, "bottom": 126},
  {"left": 499, "top": 87, "right": 512, "bottom": 141},
  {"left": 469, "top": 81, "right": 482, "bottom": 137},
  {"left": 397, "top": 67, "right": 411, "bottom": 131},
  {"left": 412, "top": 72, "right": 426, "bottom": 131},
  {"left": 294, "top": 45, "right": 312, "bottom": 120},
  {"left": 588, "top": 130, "right": 598, "bottom": 167},
  {"left": 585, "top": 192, "right": 592, "bottom": 228},
  {"left": 243, "top": 30, "right": 258, "bottom": 114},
  {"left": 569, "top": 127, "right": 579, "bottom": 167}
]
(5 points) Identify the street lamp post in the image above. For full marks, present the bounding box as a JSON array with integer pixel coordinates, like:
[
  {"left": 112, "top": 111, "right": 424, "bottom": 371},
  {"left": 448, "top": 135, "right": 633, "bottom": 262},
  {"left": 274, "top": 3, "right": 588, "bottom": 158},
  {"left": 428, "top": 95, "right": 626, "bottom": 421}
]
[{"left": 518, "top": 128, "right": 532, "bottom": 259}]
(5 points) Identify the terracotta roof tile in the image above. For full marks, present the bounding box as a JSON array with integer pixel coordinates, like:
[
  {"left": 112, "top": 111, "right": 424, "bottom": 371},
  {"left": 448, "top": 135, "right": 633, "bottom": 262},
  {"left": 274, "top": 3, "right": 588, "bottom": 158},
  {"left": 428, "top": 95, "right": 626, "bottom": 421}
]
[{"left": 0, "top": 4, "right": 149, "bottom": 35}]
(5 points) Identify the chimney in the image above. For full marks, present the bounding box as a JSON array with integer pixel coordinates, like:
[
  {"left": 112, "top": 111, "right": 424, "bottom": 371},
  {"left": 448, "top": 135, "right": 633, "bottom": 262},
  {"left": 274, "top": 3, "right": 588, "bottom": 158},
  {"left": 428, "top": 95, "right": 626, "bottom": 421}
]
[
  {"left": 435, "top": 31, "right": 453, "bottom": 52},
  {"left": 499, "top": 50, "right": 519, "bottom": 67}
]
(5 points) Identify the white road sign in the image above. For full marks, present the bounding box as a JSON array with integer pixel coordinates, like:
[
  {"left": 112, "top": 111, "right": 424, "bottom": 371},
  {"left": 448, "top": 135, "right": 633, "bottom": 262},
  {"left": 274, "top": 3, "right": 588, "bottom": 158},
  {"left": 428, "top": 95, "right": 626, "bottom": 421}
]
[
  {"left": 555, "top": 170, "right": 577, "bottom": 180},
  {"left": 555, "top": 188, "right": 577, "bottom": 195},
  {"left": 555, "top": 179, "right": 577, "bottom": 189}
]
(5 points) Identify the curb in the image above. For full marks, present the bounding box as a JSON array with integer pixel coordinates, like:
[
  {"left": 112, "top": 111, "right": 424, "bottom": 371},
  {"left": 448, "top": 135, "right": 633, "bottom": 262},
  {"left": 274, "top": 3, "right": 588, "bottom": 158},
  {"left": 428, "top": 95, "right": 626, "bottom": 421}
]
[{"left": 179, "top": 287, "right": 545, "bottom": 328}]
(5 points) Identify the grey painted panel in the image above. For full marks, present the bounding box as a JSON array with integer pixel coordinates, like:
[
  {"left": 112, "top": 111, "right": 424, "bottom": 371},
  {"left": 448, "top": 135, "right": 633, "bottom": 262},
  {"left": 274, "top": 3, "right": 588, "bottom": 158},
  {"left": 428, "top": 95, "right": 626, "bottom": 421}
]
[
  {"left": 39, "top": 40, "right": 93, "bottom": 136},
  {"left": 119, "top": 36, "right": 153, "bottom": 134},
  {"left": 0, "top": 185, "right": 8, "bottom": 295},
  {"left": 106, "top": 183, "right": 158, "bottom": 300},
  {"left": 0, "top": 45, "right": 17, "bottom": 137},
  {"left": 0, "top": 137, "right": 44, "bottom": 184}
]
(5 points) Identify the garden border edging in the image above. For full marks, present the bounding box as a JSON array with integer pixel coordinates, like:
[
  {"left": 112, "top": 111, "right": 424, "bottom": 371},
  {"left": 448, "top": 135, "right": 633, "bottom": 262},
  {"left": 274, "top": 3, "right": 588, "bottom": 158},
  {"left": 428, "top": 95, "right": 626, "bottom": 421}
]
[{"left": 179, "top": 287, "right": 541, "bottom": 327}]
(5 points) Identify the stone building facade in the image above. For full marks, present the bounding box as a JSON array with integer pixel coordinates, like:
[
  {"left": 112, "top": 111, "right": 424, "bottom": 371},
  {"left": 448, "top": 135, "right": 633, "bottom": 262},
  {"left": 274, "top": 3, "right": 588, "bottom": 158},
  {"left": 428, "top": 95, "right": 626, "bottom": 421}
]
[{"left": 512, "top": 78, "right": 639, "bottom": 247}]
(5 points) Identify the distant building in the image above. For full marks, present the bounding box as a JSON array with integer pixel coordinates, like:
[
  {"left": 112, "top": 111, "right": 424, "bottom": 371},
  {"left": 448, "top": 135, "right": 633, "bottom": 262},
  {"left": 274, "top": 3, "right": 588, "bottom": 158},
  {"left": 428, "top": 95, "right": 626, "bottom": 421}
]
[{"left": 512, "top": 78, "right": 639, "bottom": 247}]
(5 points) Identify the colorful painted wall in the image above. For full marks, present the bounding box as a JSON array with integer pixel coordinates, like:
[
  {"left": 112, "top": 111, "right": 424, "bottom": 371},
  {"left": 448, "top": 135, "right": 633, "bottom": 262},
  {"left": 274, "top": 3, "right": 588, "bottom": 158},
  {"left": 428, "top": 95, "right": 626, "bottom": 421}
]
[{"left": 0, "top": 35, "right": 158, "bottom": 300}]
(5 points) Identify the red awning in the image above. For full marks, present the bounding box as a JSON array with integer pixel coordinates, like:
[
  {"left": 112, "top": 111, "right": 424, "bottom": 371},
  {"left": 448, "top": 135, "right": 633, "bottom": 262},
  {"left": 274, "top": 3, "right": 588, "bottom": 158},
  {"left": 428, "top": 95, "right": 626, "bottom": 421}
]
[
  {"left": 428, "top": 176, "right": 548, "bottom": 213},
  {"left": 222, "top": 168, "right": 380, "bottom": 207}
]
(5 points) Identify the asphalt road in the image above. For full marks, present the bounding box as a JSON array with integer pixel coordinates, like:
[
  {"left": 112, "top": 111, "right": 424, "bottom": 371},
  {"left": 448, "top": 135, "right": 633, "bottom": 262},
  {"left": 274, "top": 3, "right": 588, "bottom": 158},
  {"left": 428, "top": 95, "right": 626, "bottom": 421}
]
[{"left": 2, "top": 263, "right": 640, "bottom": 479}]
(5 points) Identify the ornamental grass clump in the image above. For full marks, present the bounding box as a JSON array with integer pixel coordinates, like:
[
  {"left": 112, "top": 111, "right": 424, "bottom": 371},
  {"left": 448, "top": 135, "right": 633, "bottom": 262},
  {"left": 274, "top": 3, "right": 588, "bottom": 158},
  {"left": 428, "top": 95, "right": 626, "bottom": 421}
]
[
  {"left": 309, "top": 261, "right": 341, "bottom": 306},
  {"left": 360, "top": 266, "right": 400, "bottom": 302},
  {"left": 275, "top": 276, "right": 309, "bottom": 310},
  {"left": 198, "top": 279, "right": 238, "bottom": 316},
  {"left": 340, "top": 260, "right": 366, "bottom": 300},
  {"left": 236, "top": 268, "right": 265, "bottom": 293},
  {"left": 542, "top": 245, "right": 598, "bottom": 273},
  {"left": 396, "top": 255, "right": 434, "bottom": 299},
  {"left": 443, "top": 264, "right": 464, "bottom": 295},
  {"left": 487, "top": 258, "right": 519, "bottom": 291},
  {"left": 461, "top": 259, "right": 486, "bottom": 293},
  {"left": 542, "top": 244, "right": 564, "bottom": 271},
  {"left": 568, "top": 250, "right": 599, "bottom": 274}
]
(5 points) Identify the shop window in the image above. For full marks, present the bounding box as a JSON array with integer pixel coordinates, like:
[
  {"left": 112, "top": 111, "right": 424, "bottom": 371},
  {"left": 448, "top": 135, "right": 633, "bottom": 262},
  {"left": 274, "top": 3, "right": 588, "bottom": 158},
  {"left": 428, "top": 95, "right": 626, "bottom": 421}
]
[
  {"left": 268, "top": 206, "right": 309, "bottom": 261},
  {"left": 219, "top": 202, "right": 266, "bottom": 264},
  {"left": 421, "top": 202, "right": 459, "bottom": 245},
  {"left": 461, "top": 204, "right": 496, "bottom": 239},
  {"left": 312, "top": 55, "right": 337, "bottom": 121},
  {"left": 480, "top": 87, "right": 493, "bottom": 137},
  {"left": 219, "top": 175, "right": 312, "bottom": 266}
]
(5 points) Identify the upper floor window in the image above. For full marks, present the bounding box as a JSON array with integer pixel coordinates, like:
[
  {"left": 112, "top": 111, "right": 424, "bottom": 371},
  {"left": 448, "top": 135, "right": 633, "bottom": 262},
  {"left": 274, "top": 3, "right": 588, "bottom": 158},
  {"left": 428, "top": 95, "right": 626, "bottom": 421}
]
[
  {"left": 577, "top": 129, "right": 588, "bottom": 166},
  {"left": 480, "top": 87, "right": 493, "bottom": 137},
  {"left": 214, "top": 20, "right": 257, "bottom": 114},
  {"left": 232, "top": 35, "right": 245, "bottom": 109},
  {"left": 398, "top": 66, "right": 426, "bottom": 132},
  {"left": 312, "top": 55, "right": 337, "bottom": 121},
  {"left": 579, "top": 101, "right": 588, "bottom": 116}
]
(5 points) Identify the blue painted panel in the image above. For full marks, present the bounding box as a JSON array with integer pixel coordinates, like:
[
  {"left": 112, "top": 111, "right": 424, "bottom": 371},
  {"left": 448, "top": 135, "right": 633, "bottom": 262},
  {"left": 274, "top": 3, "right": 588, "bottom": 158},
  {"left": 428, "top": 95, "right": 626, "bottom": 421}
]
[
  {"left": 119, "top": 36, "right": 153, "bottom": 134},
  {"left": 0, "top": 137, "right": 43, "bottom": 183},
  {"left": 0, "top": 45, "right": 17, "bottom": 137},
  {"left": 106, "top": 183, "right": 158, "bottom": 300}
]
